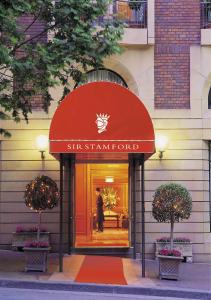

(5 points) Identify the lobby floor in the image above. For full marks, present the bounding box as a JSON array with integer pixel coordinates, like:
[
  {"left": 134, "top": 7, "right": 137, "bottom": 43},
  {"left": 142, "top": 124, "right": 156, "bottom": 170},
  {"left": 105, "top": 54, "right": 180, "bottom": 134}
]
[{"left": 75, "top": 228, "right": 129, "bottom": 247}]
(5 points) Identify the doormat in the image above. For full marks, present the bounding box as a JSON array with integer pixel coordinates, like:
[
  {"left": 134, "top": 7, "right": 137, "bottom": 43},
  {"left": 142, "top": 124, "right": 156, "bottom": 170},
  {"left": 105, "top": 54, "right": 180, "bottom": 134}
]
[{"left": 75, "top": 255, "right": 127, "bottom": 285}]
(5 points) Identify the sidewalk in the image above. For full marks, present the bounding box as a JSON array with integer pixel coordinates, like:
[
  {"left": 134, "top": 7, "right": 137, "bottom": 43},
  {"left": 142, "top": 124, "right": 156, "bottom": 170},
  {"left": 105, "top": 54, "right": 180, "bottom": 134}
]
[{"left": 0, "top": 250, "right": 210, "bottom": 298}]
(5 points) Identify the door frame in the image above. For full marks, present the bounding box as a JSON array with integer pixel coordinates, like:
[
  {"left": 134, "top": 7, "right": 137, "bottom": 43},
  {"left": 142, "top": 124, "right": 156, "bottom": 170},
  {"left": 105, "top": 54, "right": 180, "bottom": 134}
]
[
  {"left": 67, "top": 155, "right": 142, "bottom": 254},
  {"left": 59, "top": 153, "right": 146, "bottom": 277},
  {"left": 72, "top": 160, "right": 130, "bottom": 249}
]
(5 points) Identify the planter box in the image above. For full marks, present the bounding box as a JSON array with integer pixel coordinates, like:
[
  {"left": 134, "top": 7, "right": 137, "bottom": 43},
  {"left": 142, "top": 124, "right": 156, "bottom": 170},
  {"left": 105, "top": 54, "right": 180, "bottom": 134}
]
[
  {"left": 12, "top": 232, "right": 50, "bottom": 251},
  {"left": 158, "top": 255, "right": 183, "bottom": 280},
  {"left": 23, "top": 247, "right": 51, "bottom": 272},
  {"left": 155, "top": 242, "right": 193, "bottom": 262}
]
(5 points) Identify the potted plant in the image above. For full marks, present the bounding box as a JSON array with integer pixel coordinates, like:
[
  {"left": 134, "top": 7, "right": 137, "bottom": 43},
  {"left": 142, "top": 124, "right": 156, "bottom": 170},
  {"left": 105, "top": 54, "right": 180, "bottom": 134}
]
[
  {"left": 157, "top": 249, "right": 183, "bottom": 280},
  {"left": 24, "top": 241, "right": 50, "bottom": 272},
  {"left": 12, "top": 226, "right": 50, "bottom": 251},
  {"left": 155, "top": 237, "right": 193, "bottom": 263},
  {"left": 152, "top": 183, "right": 192, "bottom": 280},
  {"left": 23, "top": 175, "right": 59, "bottom": 272}
]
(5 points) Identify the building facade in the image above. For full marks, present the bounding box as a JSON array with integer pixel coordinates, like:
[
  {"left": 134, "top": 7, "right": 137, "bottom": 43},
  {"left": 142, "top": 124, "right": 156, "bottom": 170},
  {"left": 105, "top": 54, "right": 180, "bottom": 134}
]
[{"left": 0, "top": 0, "right": 211, "bottom": 263}]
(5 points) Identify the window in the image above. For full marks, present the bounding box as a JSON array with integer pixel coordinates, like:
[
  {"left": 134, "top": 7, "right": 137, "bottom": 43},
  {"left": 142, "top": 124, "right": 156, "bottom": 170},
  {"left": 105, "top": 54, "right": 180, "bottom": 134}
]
[
  {"left": 201, "top": 1, "right": 211, "bottom": 28},
  {"left": 208, "top": 87, "right": 211, "bottom": 109},
  {"left": 78, "top": 69, "right": 128, "bottom": 88}
]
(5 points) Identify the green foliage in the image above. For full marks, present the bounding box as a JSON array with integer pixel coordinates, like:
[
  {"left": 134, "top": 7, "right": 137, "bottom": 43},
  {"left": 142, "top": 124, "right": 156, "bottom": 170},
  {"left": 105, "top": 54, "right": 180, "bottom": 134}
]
[
  {"left": 152, "top": 183, "right": 192, "bottom": 224},
  {"left": 24, "top": 175, "right": 59, "bottom": 212},
  {"left": 102, "top": 186, "right": 119, "bottom": 210},
  {"left": 0, "top": 0, "right": 123, "bottom": 135}
]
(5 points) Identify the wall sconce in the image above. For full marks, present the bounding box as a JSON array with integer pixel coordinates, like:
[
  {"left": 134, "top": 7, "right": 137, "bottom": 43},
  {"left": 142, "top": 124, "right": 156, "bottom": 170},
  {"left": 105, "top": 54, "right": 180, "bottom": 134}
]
[
  {"left": 36, "top": 135, "right": 48, "bottom": 160},
  {"left": 155, "top": 134, "right": 169, "bottom": 160}
]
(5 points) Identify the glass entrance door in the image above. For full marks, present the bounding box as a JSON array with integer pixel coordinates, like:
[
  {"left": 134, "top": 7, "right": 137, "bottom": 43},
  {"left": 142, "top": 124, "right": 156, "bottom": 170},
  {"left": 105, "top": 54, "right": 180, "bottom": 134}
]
[{"left": 74, "top": 163, "right": 130, "bottom": 248}]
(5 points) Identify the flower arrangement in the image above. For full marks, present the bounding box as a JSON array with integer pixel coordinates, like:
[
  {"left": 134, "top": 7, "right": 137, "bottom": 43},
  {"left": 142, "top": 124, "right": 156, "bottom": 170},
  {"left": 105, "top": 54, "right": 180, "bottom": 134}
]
[
  {"left": 101, "top": 187, "right": 119, "bottom": 211},
  {"left": 159, "top": 249, "right": 182, "bottom": 257},
  {"left": 16, "top": 226, "right": 47, "bottom": 233},
  {"left": 157, "top": 237, "right": 191, "bottom": 243},
  {"left": 24, "top": 241, "right": 49, "bottom": 248}
]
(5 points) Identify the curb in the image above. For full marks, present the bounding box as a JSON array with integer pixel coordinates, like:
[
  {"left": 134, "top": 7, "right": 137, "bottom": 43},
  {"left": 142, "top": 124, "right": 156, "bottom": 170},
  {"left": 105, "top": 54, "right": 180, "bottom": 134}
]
[{"left": 0, "top": 279, "right": 211, "bottom": 299}]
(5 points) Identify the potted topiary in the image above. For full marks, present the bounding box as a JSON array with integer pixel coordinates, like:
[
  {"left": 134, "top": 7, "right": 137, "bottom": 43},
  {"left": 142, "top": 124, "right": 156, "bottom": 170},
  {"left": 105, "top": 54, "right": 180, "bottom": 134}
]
[
  {"left": 23, "top": 175, "right": 59, "bottom": 272},
  {"left": 152, "top": 183, "right": 192, "bottom": 280}
]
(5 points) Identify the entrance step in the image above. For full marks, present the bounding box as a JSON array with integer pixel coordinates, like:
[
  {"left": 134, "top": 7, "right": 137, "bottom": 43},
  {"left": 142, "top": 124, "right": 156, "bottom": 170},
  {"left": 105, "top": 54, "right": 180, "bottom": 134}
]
[{"left": 71, "top": 247, "right": 134, "bottom": 257}]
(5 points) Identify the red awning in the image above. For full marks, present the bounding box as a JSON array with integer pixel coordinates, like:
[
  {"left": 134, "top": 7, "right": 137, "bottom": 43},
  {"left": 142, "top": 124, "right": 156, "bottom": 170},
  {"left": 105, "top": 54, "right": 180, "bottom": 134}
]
[{"left": 49, "top": 82, "right": 155, "bottom": 157}]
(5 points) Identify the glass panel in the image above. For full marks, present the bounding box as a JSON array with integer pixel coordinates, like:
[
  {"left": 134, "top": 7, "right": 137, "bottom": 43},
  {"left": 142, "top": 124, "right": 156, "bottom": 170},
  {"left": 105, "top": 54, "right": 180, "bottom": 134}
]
[{"left": 80, "top": 69, "right": 127, "bottom": 88}]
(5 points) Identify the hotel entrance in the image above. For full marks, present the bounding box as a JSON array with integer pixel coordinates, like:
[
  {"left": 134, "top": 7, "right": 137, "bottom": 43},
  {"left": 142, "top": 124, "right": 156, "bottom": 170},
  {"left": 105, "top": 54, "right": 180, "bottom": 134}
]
[
  {"left": 49, "top": 82, "right": 155, "bottom": 275},
  {"left": 74, "top": 163, "right": 130, "bottom": 248}
]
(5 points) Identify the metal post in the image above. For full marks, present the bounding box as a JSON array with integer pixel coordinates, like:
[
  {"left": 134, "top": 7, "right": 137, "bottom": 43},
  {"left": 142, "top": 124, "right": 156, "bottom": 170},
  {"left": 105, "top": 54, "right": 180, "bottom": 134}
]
[
  {"left": 141, "top": 154, "right": 145, "bottom": 278},
  {"left": 209, "top": 142, "right": 211, "bottom": 232},
  {"left": 59, "top": 153, "right": 64, "bottom": 272},
  {"left": 132, "top": 156, "right": 136, "bottom": 259},
  {"left": 67, "top": 156, "right": 72, "bottom": 255}
]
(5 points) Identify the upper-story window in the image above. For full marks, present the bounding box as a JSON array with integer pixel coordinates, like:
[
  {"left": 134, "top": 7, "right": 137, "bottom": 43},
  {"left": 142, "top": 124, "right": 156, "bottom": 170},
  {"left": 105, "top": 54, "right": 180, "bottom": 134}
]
[
  {"left": 201, "top": 1, "right": 211, "bottom": 28},
  {"left": 99, "top": 0, "right": 147, "bottom": 28},
  {"left": 208, "top": 87, "right": 211, "bottom": 109}
]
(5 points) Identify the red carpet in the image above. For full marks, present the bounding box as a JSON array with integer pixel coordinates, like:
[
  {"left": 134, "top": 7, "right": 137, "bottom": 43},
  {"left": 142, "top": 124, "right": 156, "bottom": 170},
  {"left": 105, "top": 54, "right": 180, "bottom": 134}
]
[{"left": 75, "top": 255, "right": 127, "bottom": 285}]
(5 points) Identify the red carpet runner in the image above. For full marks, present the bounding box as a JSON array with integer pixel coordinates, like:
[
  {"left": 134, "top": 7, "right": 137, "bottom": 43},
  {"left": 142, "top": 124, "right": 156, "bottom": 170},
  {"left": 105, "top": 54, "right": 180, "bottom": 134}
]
[{"left": 75, "top": 255, "right": 127, "bottom": 285}]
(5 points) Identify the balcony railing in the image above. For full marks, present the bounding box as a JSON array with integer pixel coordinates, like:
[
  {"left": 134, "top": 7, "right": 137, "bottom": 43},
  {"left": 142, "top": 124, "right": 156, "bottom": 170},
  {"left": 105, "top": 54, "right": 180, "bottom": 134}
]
[
  {"left": 98, "top": 0, "right": 147, "bottom": 28},
  {"left": 201, "top": 1, "right": 211, "bottom": 28}
]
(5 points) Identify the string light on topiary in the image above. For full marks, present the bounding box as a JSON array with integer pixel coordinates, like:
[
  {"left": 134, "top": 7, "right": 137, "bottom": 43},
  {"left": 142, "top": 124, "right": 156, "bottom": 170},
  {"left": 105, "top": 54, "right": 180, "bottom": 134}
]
[{"left": 24, "top": 175, "right": 60, "bottom": 242}]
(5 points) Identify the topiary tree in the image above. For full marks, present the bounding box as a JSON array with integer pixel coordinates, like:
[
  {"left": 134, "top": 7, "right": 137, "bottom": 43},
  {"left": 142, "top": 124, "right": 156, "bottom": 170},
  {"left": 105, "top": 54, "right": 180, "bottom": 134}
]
[
  {"left": 152, "top": 183, "right": 192, "bottom": 250},
  {"left": 24, "top": 175, "right": 59, "bottom": 242}
]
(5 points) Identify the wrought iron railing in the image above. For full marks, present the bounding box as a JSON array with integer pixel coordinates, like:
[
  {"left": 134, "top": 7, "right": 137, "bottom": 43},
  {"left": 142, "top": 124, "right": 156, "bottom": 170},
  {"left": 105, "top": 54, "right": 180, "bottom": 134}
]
[
  {"left": 98, "top": 0, "right": 147, "bottom": 28},
  {"left": 201, "top": 1, "right": 211, "bottom": 28}
]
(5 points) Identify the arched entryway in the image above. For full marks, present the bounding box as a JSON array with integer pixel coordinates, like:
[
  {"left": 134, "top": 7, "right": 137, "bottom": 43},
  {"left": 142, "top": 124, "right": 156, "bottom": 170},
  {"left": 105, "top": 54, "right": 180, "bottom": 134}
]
[{"left": 49, "top": 82, "right": 155, "bottom": 277}]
